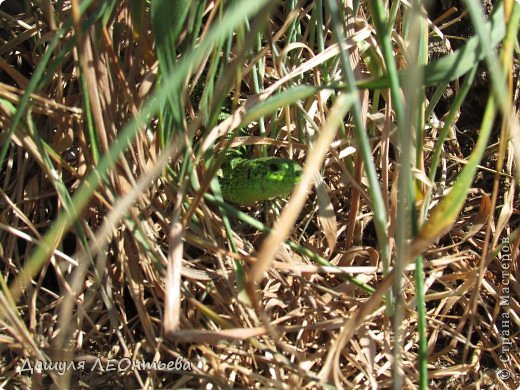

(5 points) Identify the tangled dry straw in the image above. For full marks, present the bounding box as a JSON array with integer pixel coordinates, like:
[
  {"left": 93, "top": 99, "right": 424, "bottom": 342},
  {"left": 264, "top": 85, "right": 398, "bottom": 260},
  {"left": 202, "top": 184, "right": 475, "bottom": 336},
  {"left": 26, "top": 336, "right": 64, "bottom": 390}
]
[{"left": 0, "top": 1, "right": 518, "bottom": 388}]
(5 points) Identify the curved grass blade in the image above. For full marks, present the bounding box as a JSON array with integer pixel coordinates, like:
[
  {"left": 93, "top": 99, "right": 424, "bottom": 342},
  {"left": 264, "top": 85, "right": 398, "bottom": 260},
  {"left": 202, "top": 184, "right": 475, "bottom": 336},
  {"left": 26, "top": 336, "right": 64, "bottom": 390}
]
[
  {"left": 324, "top": 0, "right": 390, "bottom": 285},
  {"left": 7, "top": 0, "right": 272, "bottom": 303},
  {"left": 204, "top": 193, "right": 375, "bottom": 294},
  {"left": 411, "top": 97, "right": 496, "bottom": 254},
  {"left": 411, "top": 1, "right": 520, "bottom": 255},
  {"left": 0, "top": 0, "right": 96, "bottom": 170},
  {"left": 358, "top": 2, "right": 506, "bottom": 89},
  {"left": 152, "top": 0, "right": 191, "bottom": 143}
]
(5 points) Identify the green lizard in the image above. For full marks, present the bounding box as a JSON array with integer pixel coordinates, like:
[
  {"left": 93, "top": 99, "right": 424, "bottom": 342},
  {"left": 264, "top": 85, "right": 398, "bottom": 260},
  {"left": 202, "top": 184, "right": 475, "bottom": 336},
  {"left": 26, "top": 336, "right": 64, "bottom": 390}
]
[
  {"left": 219, "top": 153, "right": 303, "bottom": 206},
  {"left": 213, "top": 109, "right": 302, "bottom": 205}
]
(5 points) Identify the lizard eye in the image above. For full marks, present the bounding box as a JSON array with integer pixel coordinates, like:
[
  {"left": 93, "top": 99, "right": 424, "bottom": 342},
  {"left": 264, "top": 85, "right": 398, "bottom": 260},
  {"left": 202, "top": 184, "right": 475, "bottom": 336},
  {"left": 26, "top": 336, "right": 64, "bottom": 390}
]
[{"left": 269, "top": 163, "right": 280, "bottom": 172}]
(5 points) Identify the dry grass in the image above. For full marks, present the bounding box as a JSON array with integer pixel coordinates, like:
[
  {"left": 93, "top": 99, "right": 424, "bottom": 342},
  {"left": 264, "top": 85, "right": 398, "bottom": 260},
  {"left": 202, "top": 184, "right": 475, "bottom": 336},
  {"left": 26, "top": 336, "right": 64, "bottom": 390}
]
[{"left": 0, "top": 1, "right": 519, "bottom": 388}]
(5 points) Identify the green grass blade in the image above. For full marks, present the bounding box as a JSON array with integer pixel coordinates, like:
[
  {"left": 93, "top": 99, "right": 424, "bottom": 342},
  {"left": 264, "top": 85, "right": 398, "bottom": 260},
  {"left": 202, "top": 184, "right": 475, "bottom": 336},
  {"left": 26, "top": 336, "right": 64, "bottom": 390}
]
[
  {"left": 204, "top": 193, "right": 375, "bottom": 294},
  {"left": 324, "top": 0, "right": 390, "bottom": 283},
  {"left": 412, "top": 1, "right": 520, "bottom": 254},
  {"left": 0, "top": 0, "right": 96, "bottom": 169},
  {"left": 422, "top": 65, "right": 478, "bottom": 220},
  {"left": 412, "top": 92, "right": 497, "bottom": 254},
  {"left": 358, "top": 2, "right": 506, "bottom": 89},
  {"left": 8, "top": 0, "right": 272, "bottom": 302},
  {"left": 152, "top": 0, "right": 191, "bottom": 142},
  {"left": 152, "top": 0, "right": 190, "bottom": 72},
  {"left": 464, "top": 0, "right": 508, "bottom": 115},
  {"left": 415, "top": 254, "right": 428, "bottom": 389}
]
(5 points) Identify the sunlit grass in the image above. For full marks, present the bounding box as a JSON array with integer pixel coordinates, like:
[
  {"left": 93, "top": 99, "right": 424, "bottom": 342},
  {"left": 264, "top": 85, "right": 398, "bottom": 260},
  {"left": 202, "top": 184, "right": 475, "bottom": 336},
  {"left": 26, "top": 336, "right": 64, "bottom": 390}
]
[{"left": 0, "top": 1, "right": 518, "bottom": 388}]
